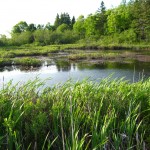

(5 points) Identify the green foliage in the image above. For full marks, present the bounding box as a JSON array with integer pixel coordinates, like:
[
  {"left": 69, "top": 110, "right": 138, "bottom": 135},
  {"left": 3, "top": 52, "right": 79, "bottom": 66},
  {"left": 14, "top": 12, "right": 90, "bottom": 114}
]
[
  {"left": 131, "top": 0, "right": 150, "bottom": 41},
  {"left": 59, "top": 13, "right": 71, "bottom": 27},
  {"left": 45, "top": 22, "right": 55, "bottom": 31},
  {"left": 0, "top": 78, "right": 149, "bottom": 149},
  {"left": 107, "top": 4, "right": 132, "bottom": 34},
  {"left": 0, "top": 35, "right": 8, "bottom": 46},
  {"left": 117, "top": 29, "right": 137, "bottom": 43},
  {"left": 11, "top": 32, "right": 34, "bottom": 46},
  {"left": 73, "top": 15, "right": 86, "bottom": 39},
  {"left": 27, "top": 23, "right": 37, "bottom": 32},
  {"left": 58, "top": 30, "right": 79, "bottom": 44},
  {"left": 0, "top": 58, "right": 12, "bottom": 66},
  {"left": 54, "top": 13, "right": 61, "bottom": 28},
  {"left": 13, "top": 57, "right": 42, "bottom": 67},
  {"left": 71, "top": 16, "right": 76, "bottom": 29},
  {"left": 11, "top": 21, "right": 28, "bottom": 34},
  {"left": 33, "top": 29, "right": 45, "bottom": 44},
  {"left": 56, "top": 23, "right": 70, "bottom": 32},
  {"left": 84, "top": 14, "right": 99, "bottom": 37},
  {"left": 48, "top": 30, "right": 78, "bottom": 44},
  {"left": 54, "top": 13, "right": 72, "bottom": 28}
]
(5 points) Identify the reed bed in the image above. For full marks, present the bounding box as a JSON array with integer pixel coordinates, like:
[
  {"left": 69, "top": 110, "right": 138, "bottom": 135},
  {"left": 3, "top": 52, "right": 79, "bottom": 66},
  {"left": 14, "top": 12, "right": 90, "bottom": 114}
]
[
  {"left": 0, "top": 57, "right": 43, "bottom": 67},
  {"left": 13, "top": 57, "right": 42, "bottom": 67},
  {"left": 68, "top": 52, "right": 120, "bottom": 60},
  {"left": 0, "top": 46, "right": 60, "bottom": 58},
  {"left": 0, "top": 78, "right": 149, "bottom": 150}
]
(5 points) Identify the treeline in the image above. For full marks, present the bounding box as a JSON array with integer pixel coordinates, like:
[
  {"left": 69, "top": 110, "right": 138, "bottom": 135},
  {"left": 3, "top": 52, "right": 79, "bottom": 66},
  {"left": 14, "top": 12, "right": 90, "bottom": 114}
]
[{"left": 0, "top": 0, "right": 150, "bottom": 46}]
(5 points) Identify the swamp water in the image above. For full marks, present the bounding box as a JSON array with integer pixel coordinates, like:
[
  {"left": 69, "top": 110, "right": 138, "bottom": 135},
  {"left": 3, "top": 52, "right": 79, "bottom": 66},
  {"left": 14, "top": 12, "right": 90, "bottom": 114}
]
[{"left": 0, "top": 58, "right": 149, "bottom": 87}]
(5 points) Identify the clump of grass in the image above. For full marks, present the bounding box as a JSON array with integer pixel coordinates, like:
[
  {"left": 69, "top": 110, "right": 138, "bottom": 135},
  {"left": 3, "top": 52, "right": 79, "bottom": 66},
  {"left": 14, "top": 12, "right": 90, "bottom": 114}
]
[
  {"left": 1, "top": 52, "right": 16, "bottom": 58},
  {"left": 68, "top": 53, "right": 87, "bottom": 60},
  {"left": 68, "top": 52, "right": 120, "bottom": 60},
  {"left": 13, "top": 57, "right": 42, "bottom": 67},
  {"left": 0, "top": 78, "right": 149, "bottom": 149},
  {"left": 0, "top": 58, "right": 12, "bottom": 67},
  {"left": 0, "top": 45, "right": 61, "bottom": 58}
]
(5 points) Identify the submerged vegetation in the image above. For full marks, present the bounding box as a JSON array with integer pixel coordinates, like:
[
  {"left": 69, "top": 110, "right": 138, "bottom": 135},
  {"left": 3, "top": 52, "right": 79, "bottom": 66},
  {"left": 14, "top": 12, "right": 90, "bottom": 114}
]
[{"left": 0, "top": 78, "right": 150, "bottom": 149}]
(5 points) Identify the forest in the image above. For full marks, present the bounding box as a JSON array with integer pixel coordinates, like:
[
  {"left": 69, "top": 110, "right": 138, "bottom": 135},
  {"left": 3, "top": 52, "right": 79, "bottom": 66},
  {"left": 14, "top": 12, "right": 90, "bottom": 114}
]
[{"left": 0, "top": 0, "right": 150, "bottom": 46}]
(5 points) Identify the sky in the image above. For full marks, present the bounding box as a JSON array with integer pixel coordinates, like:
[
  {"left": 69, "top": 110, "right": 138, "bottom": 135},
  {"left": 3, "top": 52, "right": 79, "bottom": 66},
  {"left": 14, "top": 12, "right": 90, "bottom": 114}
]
[{"left": 0, "top": 0, "right": 123, "bottom": 36}]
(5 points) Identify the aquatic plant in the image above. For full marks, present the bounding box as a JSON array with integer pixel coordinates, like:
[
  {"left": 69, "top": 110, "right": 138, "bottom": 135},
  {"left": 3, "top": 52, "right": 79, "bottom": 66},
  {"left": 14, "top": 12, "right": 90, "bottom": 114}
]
[
  {"left": 13, "top": 57, "right": 42, "bottom": 67},
  {"left": 0, "top": 78, "right": 149, "bottom": 149},
  {"left": 0, "top": 58, "right": 12, "bottom": 67}
]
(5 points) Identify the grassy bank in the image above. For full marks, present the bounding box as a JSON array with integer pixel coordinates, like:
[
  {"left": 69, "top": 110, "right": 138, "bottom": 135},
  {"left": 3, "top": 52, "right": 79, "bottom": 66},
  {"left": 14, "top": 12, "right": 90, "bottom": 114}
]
[
  {"left": 0, "top": 43, "right": 150, "bottom": 59},
  {"left": 13, "top": 57, "right": 42, "bottom": 67},
  {"left": 0, "top": 78, "right": 149, "bottom": 149},
  {"left": 67, "top": 51, "right": 120, "bottom": 60},
  {"left": 0, "top": 57, "right": 42, "bottom": 67},
  {"left": 0, "top": 43, "right": 149, "bottom": 67}
]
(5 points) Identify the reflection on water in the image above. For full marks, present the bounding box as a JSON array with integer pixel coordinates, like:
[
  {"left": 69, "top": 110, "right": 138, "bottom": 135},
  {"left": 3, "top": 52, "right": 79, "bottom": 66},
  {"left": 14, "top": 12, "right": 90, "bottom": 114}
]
[
  {"left": 0, "top": 59, "right": 149, "bottom": 87},
  {"left": 55, "top": 60, "right": 72, "bottom": 72}
]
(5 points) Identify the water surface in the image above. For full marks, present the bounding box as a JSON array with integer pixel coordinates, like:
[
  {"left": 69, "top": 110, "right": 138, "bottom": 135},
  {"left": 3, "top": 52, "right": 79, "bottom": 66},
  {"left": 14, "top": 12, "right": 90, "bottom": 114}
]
[{"left": 0, "top": 59, "right": 149, "bottom": 87}]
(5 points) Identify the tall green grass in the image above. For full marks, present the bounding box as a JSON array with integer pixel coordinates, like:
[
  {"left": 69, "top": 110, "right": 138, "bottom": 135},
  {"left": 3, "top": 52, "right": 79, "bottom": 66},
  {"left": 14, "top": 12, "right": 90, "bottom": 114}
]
[
  {"left": 13, "top": 57, "right": 42, "bottom": 67},
  {"left": 0, "top": 78, "right": 149, "bottom": 149}
]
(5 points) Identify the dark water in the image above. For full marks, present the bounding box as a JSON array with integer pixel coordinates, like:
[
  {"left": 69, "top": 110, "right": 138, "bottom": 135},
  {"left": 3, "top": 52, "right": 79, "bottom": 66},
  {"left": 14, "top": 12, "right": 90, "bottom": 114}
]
[{"left": 0, "top": 59, "right": 149, "bottom": 87}]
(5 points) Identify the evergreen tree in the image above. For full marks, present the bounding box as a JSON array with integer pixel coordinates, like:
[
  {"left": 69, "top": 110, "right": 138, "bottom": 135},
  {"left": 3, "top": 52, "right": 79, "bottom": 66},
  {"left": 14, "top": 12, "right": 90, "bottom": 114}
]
[
  {"left": 71, "top": 16, "right": 76, "bottom": 29},
  {"left": 54, "top": 14, "right": 61, "bottom": 28},
  {"left": 60, "top": 13, "right": 71, "bottom": 26},
  {"left": 95, "top": 1, "right": 107, "bottom": 35},
  {"left": 54, "top": 13, "right": 71, "bottom": 29},
  {"left": 98, "top": 1, "right": 106, "bottom": 13},
  {"left": 132, "top": 0, "right": 150, "bottom": 41},
  {"left": 27, "top": 23, "right": 36, "bottom": 32}
]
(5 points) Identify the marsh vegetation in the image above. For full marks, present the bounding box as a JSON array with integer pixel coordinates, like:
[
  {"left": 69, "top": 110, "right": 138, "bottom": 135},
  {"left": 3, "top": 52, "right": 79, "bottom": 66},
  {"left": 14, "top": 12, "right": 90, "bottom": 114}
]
[
  {"left": 0, "top": 0, "right": 150, "bottom": 149},
  {"left": 0, "top": 78, "right": 150, "bottom": 149}
]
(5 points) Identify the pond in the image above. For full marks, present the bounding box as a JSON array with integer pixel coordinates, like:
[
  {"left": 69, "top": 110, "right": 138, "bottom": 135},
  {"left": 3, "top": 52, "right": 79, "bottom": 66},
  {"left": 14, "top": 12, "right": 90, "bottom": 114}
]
[{"left": 0, "top": 56, "right": 149, "bottom": 87}]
